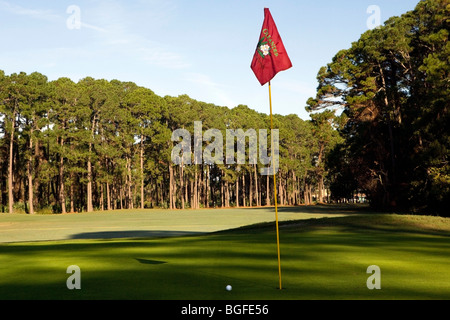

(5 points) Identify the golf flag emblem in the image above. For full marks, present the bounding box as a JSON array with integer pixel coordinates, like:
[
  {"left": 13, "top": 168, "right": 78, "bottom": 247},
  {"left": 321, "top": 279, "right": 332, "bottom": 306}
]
[{"left": 251, "top": 8, "right": 292, "bottom": 86}]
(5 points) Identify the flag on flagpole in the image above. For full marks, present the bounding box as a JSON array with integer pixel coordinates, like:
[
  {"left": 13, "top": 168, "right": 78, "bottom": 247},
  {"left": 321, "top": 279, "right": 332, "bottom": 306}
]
[
  {"left": 250, "top": 8, "right": 292, "bottom": 290},
  {"left": 251, "top": 8, "right": 292, "bottom": 86}
]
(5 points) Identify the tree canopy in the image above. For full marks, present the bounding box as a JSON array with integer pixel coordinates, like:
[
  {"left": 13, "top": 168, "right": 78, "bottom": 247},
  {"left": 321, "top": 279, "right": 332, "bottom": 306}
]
[
  {"left": 307, "top": 0, "right": 449, "bottom": 215},
  {"left": 0, "top": 71, "right": 337, "bottom": 213}
]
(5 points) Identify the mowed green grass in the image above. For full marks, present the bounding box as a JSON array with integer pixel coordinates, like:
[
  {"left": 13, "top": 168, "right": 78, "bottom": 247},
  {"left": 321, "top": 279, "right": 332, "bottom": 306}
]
[{"left": 0, "top": 206, "right": 449, "bottom": 300}]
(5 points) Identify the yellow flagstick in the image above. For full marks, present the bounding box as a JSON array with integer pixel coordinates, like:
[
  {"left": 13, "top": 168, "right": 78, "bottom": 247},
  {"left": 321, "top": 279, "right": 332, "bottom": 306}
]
[{"left": 268, "top": 81, "right": 282, "bottom": 290}]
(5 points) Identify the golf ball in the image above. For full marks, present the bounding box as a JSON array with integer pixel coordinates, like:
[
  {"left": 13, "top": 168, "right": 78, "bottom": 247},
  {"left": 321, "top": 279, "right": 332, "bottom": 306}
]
[{"left": 226, "top": 285, "right": 232, "bottom": 291}]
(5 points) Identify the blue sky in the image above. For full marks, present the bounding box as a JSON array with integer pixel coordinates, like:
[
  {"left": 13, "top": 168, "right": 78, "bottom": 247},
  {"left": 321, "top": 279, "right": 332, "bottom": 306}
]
[{"left": 0, "top": 0, "right": 419, "bottom": 120}]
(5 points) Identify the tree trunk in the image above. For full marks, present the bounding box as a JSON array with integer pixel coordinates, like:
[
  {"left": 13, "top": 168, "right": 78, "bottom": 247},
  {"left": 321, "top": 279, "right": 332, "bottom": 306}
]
[
  {"left": 8, "top": 109, "right": 16, "bottom": 213},
  {"left": 87, "top": 157, "right": 93, "bottom": 212},
  {"left": 254, "top": 164, "right": 259, "bottom": 206},
  {"left": 249, "top": 169, "right": 253, "bottom": 207},
  {"left": 190, "top": 177, "right": 194, "bottom": 209},
  {"left": 87, "top": 117, "right": 96, "bottom": 213},
  {"left": 27, "top": 156, "right": 34, "bottom": 214},
  {"left": 379, "top": 63, "right": 397, "bottom": 187},
  {"left": 221, "top": 170, "right": 224, "bottom": 208},
  {"left": 172, "top": 165, "right": 177, "bottom": 209},
  {"left": 120, "top": 185, "right": 124, "bottom": 209},
  {"left": 33, "top": 137, "right": 41, "bottom": 210},
  {"left": 225, "top": 179, "right": 230, "bottom": 207},
  {"left": 70, "top": 172, "right": 75, "bottom": 212},
  {"left": 194, "top": 166, "right": 198, "bottom": 209},
  {"left": 308, "top": 184, "right": 312, "bottom": 204},
  {"left": 242, "top": 175, "right": 246, "bottom": 207},
  {"left": 202, "top": 165, "right": 207, "bottom": 207},
  {"left": 180, "top": 159, "right": 185, "bottom": 209},
  {"left": 127, "top": 157, "right": 133, "bottom": 209},
  {"left": 159, "top": 180, "right": 163, "bottom": 207},
  {"left": 140, "top": 134, "right": 145, "bottom": 209},
  {"left": 206, "top": 165, "right": 210, "bottom": 208},
  {"left": 185, "top": 168, "right": 189, "bottom": 208},
  {"left": 106, "top": 181, "right": 111, "bottom": 211},
  {"left": 100, "top": 183, "right": 104, "bottom": 211},
  {"left": 169, "top": 164, "right": 174, "bottom": 209},
  {"left": 278, "top": 174, "right": 283, "bottom": 206},
  {"left": 291, "top": 173, "right": 296, "bottom": 205},
  {"left": 59, "top": 136, "right": 66, "bottom": 214},
  {"left": 27, "top": 123, "right": 34, "bottom": 215},
  {"left": 318, "top": 174, "right": 324, "bottom": 203},
  {"left": 235, "top": 171, "right": 239, "bottom": 208},
  {"left": 149, "top": 177, "right": 154, "bottom": 208}
]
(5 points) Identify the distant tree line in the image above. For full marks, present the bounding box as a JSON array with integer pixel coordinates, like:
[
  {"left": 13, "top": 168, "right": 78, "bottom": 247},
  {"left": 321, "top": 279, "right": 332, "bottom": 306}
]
[
  {"left": 307, "top": 0, "right": 449, "bottom": 216},
  {"left": 0, "top": 71, "right": 341, "bottom": 214},
  {"left": 2, "top": 0, "right": 446, "bottom": 216}
]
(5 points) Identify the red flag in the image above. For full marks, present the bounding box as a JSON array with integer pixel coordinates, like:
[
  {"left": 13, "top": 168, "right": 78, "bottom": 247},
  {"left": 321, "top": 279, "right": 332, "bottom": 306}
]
[{"left": 251, "top": 8, "right": 292, "bottom": 86}]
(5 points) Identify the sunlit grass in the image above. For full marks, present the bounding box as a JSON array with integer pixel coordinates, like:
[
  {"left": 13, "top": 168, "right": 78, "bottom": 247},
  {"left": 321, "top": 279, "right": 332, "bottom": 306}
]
[{"left": 0, "top": 210, "right": 449, "bottom": 300}]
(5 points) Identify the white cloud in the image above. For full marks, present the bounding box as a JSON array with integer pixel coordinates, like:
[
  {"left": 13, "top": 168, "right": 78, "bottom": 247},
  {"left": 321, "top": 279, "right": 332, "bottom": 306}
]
[
  {"left": 80, "top": 22, "right": 108, "bottom": 33},
  {"left": 0, "top": 1, "right": 107, "bottom": 33},
  {"left": 0, "top": 0, "right": 189, "bottom": 71},
  {"left": 80, "top": 0, "right": 189, "bottom": 69},
  {"left": 139, "top": 47, "right": 191, "bottom": 69},
  {"left": 0, "top": 0, "right": 60, "bottom": 22},
  {"left": 184, "top": 73, "right": 237, "bottom": 108}
]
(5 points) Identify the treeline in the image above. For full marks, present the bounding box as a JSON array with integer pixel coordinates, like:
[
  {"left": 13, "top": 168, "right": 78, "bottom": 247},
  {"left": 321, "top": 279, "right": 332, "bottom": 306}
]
[
  {"left": 0, "top": 71, "right": 341, "bottom": 213},
  {"left": 307, "top": 0, "right": 449, "bottom": 215}
]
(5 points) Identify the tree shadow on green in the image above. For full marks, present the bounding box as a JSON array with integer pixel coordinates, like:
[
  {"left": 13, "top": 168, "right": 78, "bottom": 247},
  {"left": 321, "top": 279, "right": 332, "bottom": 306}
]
[{"left": 135, "top": 258, "right": 167, "bottom": 265}]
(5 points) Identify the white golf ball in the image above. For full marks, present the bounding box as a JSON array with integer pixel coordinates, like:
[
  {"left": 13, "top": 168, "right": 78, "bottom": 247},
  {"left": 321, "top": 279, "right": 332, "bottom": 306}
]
[{"left": 226, "top": 285, "right": 232, "bottom": 291}]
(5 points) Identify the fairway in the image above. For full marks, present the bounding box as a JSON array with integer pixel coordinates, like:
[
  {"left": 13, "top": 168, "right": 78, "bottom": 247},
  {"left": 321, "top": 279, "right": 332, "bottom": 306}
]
[
  {"left": 0, "top": 205, "right": 449, "bottom": 300},
  {"left": 0, "top": 206, "right": 352, "bottom": 243}
]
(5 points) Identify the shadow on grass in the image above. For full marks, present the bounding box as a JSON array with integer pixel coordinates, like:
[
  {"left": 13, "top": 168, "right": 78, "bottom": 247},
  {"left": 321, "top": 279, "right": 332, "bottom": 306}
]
[
  {"left": 135, "top": 258, "right": 167, "bottom": 265},
  {"left": 247, "top": 203, "right": 369, "bottom": 215},
  {"left": 1, "top": 214, "right": 449, "bottom": 300},
  {"left": 280, "top": 214, "right": 450, "bottom": 237},
  {"left": 69, "top": 230, "right": 203, "bottom": 240},
  {"left": 219, "top": 213, "right": 450, "bottom": 239}
]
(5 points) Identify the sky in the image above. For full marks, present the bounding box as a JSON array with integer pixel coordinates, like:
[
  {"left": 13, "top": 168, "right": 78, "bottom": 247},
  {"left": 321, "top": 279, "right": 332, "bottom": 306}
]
[{"left": 0, "top": 0, "right": 420, "bottom": 120}]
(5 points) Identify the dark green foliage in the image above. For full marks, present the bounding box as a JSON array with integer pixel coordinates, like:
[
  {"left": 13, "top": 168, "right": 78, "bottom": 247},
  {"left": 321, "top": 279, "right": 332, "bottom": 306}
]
[
  {"left": 307, "top": 0, "right": 449, "bottom": 215},
  {"left": 0, "top": 73, "right": 337, "bottom": 212}
]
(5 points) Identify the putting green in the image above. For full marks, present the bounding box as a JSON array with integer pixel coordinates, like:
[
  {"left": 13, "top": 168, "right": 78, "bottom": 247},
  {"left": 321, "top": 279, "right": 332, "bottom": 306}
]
[{"left": 0, "top": 206, "right": 449, "bottom": 300}]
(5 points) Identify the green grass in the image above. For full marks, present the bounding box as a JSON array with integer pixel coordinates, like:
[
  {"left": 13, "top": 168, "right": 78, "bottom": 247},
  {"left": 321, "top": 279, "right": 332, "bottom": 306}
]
[{"left": 0, "top": 206, "right": 449, "bottom": 300}]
